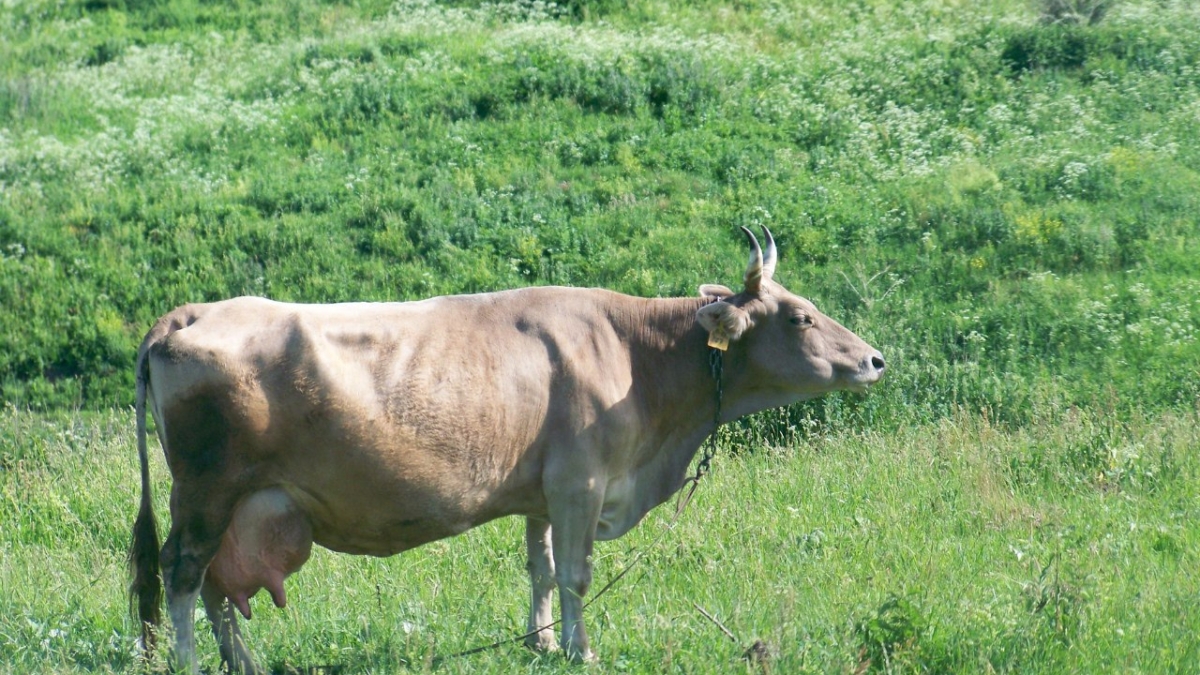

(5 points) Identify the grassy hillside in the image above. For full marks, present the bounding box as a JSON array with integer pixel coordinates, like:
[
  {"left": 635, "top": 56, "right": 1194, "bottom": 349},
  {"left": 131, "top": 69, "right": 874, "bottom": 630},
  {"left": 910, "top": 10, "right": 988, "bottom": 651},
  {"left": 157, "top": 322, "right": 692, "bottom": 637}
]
[{"left": 2, "top": 0, "right": 1198, "bottom": 428}]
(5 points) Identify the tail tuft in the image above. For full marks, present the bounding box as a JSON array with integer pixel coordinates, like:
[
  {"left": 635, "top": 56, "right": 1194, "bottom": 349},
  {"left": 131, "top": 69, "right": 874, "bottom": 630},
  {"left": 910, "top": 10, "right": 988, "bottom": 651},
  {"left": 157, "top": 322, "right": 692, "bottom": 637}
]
[
  {"left": 129, "top": 497, "right": 162, "bottom": 648},
  {"left": 129, "top": 345, "right": 163, "bottom": 652}
]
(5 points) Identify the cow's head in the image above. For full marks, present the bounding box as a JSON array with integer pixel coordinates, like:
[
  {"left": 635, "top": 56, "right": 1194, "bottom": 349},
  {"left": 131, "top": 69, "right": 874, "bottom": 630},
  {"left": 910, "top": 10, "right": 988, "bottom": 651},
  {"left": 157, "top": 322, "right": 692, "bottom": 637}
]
[{"left": 696, "top": 227, "right": 885, "bottom": 403}]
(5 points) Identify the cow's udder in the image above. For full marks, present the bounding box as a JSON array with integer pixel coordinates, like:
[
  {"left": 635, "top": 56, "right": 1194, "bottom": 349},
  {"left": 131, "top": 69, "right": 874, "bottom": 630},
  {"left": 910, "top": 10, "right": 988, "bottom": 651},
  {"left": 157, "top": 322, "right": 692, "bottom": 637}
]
[{"left": 207, "top": 487, "right": 313, "bottom": 619}]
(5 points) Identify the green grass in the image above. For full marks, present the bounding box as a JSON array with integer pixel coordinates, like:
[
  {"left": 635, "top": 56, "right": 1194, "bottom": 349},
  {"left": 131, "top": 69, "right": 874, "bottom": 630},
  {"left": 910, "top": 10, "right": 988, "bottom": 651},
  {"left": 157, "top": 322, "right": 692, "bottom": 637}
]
[{"left": 2, "top": 406, "right": 1198, "bottom": 674}]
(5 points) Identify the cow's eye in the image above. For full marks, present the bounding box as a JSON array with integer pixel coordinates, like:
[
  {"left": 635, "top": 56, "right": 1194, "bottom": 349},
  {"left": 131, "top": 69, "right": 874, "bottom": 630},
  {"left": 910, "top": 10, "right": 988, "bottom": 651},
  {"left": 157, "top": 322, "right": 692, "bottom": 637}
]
[{"left": 790, "top": 314, "right": 812, "bottom": 328}]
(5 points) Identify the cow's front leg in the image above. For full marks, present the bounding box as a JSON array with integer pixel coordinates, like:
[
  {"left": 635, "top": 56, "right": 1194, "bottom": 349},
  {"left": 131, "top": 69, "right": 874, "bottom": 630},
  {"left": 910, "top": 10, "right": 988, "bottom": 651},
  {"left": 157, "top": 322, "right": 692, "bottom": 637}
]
[
  {"left": 524, "top": 517, "right": 557, "bottom": 651},
  {"left": 546, "top": 483, "right": 603, "bottom": 663}
]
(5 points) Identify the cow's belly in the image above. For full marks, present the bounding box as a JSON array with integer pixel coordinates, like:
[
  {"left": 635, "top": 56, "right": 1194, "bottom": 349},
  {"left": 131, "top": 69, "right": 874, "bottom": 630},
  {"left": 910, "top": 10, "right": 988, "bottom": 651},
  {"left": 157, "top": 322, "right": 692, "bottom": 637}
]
[
  {"left": 306, "top": 504, "right": 473, "bottom": 557},
  {"left": 280, "top": 480, "right": 494, "bottom": 557},
  {"left": 271, "top": 446, "right": 545, "bottom": 557},
  {"left": 240, "top": 326, "right": 549, "bottom": 556}
]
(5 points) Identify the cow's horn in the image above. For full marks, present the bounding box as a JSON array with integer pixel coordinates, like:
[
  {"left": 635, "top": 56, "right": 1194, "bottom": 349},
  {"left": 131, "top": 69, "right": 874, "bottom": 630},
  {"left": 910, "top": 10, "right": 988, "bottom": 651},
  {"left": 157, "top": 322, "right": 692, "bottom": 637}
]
[
  {"left": 741, "top": 226, "right": 763, "bottom": 294},
  {"left": 762, "top": 226, "right": 777, "bottom": 281}
]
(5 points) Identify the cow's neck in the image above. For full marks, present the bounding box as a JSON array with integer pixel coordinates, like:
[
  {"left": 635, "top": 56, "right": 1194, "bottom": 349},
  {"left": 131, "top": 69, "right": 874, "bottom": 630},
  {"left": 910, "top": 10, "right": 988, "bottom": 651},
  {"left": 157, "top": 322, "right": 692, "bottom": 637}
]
[
  {"left": 617, "top": 295, "right": 796, "bottom": 429},
  {"left": 618, "top": 296, "right": 728, "bottom": 437},
  {"left": 578, "top": 296, "right": 728, "bottom": 536}
]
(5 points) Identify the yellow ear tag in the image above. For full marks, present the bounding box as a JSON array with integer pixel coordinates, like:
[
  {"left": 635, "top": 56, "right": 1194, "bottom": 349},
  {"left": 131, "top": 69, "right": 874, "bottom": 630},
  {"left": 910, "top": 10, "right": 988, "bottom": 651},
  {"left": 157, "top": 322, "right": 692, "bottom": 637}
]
[{"left": 707, "top": 327, "right": 730, "bottom": 351}]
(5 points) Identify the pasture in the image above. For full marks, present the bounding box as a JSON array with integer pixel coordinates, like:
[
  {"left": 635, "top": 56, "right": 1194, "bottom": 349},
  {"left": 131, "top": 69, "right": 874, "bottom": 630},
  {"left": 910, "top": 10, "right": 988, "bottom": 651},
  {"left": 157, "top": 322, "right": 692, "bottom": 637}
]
[
  {"left": 3, "top": 406, "right": 1199, "bottom": 673},
  {"left": 2, "top": 0, "right": 1199, "bottom": 672}
]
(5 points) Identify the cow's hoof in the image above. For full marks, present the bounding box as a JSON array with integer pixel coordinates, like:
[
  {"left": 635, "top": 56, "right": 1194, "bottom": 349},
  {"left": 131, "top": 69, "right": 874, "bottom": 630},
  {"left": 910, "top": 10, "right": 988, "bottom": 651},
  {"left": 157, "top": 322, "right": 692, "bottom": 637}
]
[
  {"left": 565, "top": 647, "right": 596, "bottom": 664},
  {"left": 220, "top": 654, "right": 263, "bottom": 675},
  {"left": 523, "top": 631, "right": 559, "bottom": 653}
]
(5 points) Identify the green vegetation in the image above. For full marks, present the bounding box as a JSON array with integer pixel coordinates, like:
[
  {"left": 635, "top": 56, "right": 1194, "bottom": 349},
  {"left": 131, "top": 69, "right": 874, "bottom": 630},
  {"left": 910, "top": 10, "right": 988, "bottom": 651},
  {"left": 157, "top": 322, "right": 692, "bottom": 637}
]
[
  {"left": 2, "top": 0, "right": 1199, "bottom": 672},
  {"left": 2, "top": 0, "right": 1198, "bottom": 425},
  {"left": 3, "top": 406, "right": 1198, "bottom": 673}
]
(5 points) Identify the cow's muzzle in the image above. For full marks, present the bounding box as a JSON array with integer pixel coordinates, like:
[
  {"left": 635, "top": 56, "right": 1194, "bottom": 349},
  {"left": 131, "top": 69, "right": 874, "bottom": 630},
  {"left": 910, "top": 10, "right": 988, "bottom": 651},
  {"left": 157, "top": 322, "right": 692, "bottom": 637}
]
[{"left": 850, "top": 350, "right": 886, "bottom": 392}]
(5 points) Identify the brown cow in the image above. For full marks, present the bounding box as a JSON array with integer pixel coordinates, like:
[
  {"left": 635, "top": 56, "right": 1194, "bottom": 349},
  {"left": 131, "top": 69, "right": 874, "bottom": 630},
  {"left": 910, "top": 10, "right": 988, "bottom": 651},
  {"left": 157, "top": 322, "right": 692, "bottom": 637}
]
[{"left": 130, "top": 227, "right": 885, "bottom": 672}]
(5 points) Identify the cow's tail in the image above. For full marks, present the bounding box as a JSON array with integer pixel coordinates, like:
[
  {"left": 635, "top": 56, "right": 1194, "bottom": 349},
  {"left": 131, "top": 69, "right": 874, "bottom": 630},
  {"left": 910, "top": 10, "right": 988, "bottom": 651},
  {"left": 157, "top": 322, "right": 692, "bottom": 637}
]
[{"left": 129, "top": 337, "right": 162, "bottom": 653}]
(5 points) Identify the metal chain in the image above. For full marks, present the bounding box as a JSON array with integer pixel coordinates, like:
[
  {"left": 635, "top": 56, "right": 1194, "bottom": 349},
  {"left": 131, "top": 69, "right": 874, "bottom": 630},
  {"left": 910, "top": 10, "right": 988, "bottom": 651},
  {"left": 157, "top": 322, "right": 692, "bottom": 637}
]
[
  {"left": 697, "top": 347, "right": 724, "bottom": 476},
  {"left": 671, "top": 347, "right": 723, "bottom": 519}
]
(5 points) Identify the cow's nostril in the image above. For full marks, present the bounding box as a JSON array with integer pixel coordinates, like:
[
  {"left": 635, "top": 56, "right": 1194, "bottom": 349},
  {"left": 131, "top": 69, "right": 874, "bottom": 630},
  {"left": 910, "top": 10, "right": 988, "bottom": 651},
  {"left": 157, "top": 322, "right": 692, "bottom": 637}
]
[{"left": 871, "top": 355, "right": 886, "bottom": 371}]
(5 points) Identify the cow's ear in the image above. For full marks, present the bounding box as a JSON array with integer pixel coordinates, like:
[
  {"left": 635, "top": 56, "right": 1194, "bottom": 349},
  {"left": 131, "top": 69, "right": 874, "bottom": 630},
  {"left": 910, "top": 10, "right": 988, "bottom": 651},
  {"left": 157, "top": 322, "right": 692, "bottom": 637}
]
[
  {"left": 697, "top": 300, "right": 752, "bottom": 343},
  {"left": 698, "top": 284, "right": 734, "bottom": 299}
]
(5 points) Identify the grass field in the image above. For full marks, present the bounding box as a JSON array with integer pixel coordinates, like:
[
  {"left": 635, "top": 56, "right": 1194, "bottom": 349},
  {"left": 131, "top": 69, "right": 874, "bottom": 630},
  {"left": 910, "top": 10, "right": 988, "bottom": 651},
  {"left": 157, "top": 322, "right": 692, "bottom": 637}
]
[
  {"left": 2, "top": 0, "right": 1200, "bottom": 672},
  {"left": 3, "top": 406, "right": 1198, "bottom": 674}
]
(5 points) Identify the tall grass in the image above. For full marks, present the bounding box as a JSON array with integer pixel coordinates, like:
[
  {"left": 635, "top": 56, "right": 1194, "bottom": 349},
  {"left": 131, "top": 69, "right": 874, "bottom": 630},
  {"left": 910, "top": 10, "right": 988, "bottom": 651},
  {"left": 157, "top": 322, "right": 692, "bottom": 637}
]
[{"left": 2, "top": 406, "right": 1198, "bottom": 673}]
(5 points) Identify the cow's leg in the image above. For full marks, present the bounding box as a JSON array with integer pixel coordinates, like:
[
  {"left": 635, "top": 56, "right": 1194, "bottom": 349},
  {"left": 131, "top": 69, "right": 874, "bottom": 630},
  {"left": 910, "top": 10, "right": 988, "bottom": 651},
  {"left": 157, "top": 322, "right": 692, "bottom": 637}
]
[
  {"left": 201, "top": 579, "right": 260, "bottom": 674},
  {"left": 524, "top": 517, "right": 557, "bottom": 651},
  {"left": 161, "top": 528, "right": 216, "bottom": 675},
  {"left": 546, "top": 484, "right": 603, "bottom": 663},
  {"left": 161, "top": 489, "right": 238, "bottom": 675}
]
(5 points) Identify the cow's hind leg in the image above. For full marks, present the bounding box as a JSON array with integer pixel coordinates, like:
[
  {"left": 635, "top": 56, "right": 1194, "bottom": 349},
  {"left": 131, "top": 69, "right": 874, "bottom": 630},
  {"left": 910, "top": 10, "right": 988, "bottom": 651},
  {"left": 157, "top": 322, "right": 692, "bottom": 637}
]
[
  {"left": 201, "top": 580, "right": 260, "bottom": 674},
  {"left": 161, "top": 525, "right": 218, "bottom": 674},
  {"left": 161, "top": 488, "right": 239, "bottom": 675},
  {"left": 524, "top": 517, "right": 557, "bottom": 652}
]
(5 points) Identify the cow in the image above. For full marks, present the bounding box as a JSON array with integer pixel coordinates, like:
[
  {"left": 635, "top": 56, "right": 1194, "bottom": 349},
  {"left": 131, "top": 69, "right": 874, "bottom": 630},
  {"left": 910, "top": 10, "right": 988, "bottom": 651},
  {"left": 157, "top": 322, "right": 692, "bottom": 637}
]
[{"left": 129, "top": 227, "right": 885, "bottom": 673}]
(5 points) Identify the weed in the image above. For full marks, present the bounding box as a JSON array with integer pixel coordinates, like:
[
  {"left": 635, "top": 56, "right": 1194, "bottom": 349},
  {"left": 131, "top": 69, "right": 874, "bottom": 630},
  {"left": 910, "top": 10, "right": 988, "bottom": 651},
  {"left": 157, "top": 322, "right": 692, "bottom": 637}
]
[
  {"left": 853, "top": 595, "right": 926, "bottom": 673},
  {"left": 1022, "top": 556, "right": 1084, "bottom": 644},
  {"left": 1038, "top": 0, "right": 1114, "bottom": 26}
]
